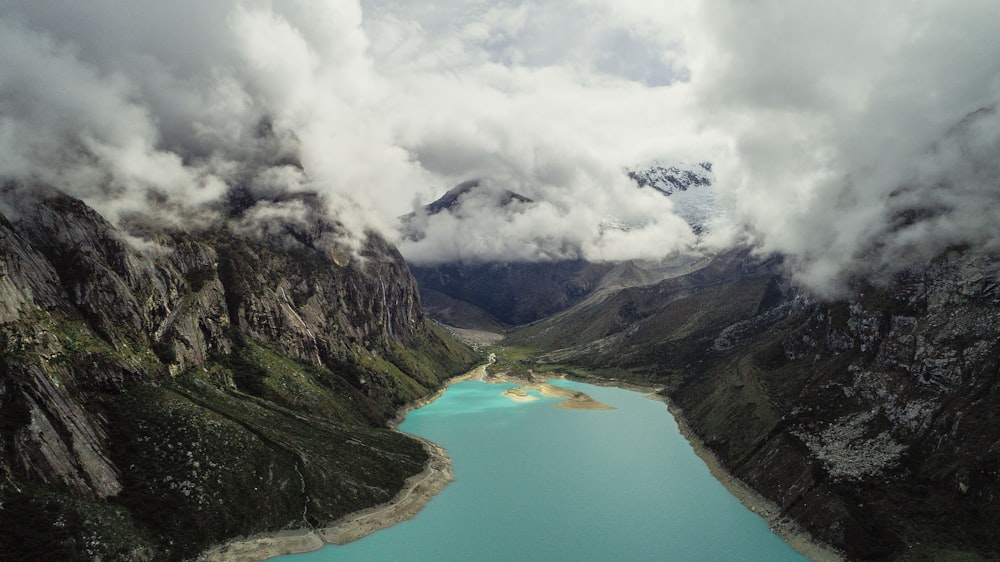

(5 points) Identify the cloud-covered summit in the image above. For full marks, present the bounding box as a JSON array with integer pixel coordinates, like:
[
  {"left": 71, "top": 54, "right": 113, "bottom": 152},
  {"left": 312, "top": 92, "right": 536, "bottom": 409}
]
[
  {"left": 1, "top": 0, "right": 999, "bottom": 295},
  {"left": 398, "top": 176, "right": 695, "bottom": 265},
  {"left": 691, "top": 1, "right": 1000, "bottom": 295}
]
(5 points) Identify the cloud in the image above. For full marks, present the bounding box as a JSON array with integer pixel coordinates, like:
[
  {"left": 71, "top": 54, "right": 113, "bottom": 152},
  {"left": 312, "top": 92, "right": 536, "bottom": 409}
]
[
  {"left": 0, "top": 0, "right": 716, "bottom": 260},
  {"left": 398, "top": 176, "right": 696, "bottom": 264},
  {"left": 689, "top": 0, "right": 1000, "bottom": 296},
  {"left": 1, "top": 0, "right": 999, "bottom": 295}
]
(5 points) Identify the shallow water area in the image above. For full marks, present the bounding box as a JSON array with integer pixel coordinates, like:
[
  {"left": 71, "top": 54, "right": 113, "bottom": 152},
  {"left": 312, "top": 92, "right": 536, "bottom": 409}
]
[{"left": 274, "top": 379, "right": 807, "bottom": 561}]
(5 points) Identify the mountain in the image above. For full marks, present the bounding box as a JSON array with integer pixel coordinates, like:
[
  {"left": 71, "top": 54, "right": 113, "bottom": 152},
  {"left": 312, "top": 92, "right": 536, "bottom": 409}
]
[
  {"left": 626, "top": 160, "right": 713, "bottom": 195},
  {"left": 405, "top": 164, "right": 719, "bottom": 330},
  {"left": 399, "top": 179, "right": 533, "bottom": 244},
  {"left": 503, "top": 248, "right": 782, "bottom": 362},
  {"left": 403, "top": 179, "right": 618, "bottom": 327},
  {"left": 421, "top": 179, "right": 532, "bottom": 217},
  {"left": 408, "top": 154, "right": 1000, "bottom": 559},
  {"left": 506, "top": 248, "right": 1000, "bottom": 560},
  {"left": 0, "top": 187, "right": 478, "bottom": 560},
  {"left": 417, "top": 287, "right": 511, "bottom": 333},
  {"left": 410, "top": 260, "right": 617, "bottom": 327},
  {"left": 625, "top": 159, "right": 720, "bottom": 231}
]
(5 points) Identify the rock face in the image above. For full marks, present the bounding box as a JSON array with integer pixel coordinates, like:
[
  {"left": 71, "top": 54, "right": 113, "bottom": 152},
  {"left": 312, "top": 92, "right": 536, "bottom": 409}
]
[
  {"left": 677, "top": 250, "right": 1000, "bottom": 560},
  {"left": 0, "top": 188, "right": 477, "bottom": 560},
  {"left": 510, "top": 248, "right": 1000, "bottom": 559}
]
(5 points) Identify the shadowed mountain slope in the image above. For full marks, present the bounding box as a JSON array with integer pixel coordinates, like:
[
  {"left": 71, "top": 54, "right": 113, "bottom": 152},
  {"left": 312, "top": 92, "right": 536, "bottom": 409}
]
[
  {"left": 507, "top": 248, "right": 1000, "bottom": 560},
  {"left": 0, "top": 187, "right": 478, "bottom": 561}
]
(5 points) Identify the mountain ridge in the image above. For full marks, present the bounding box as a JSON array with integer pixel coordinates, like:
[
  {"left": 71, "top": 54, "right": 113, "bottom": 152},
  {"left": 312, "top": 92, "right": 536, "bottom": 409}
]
[
  {"left": 504, "top": 247, "right": 1000, "bottom": 560},
  {"left": 0, "top": 187, "right": 478, "bottom": 560}
]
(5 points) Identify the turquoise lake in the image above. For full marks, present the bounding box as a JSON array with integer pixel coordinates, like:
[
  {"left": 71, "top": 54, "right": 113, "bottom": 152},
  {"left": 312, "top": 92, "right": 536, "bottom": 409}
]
[{"left": 274, "top": 379, "right": 807, "bottom": 561}]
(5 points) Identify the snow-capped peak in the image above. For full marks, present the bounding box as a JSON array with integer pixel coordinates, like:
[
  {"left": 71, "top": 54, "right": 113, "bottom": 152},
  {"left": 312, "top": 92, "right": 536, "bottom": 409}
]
[
  {"left": 624, "top": 159, "right": 720, "bottom": 231},
  {"left": 625, "top": 159, "right": 713, "bottom": 195}
]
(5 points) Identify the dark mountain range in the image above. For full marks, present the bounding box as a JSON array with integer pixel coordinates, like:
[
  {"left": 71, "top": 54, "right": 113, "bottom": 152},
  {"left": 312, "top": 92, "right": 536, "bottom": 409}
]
[
  {"left": 404, "top": 160, "right": 1000, "bottom": 559},
  {"left": 410, "top": 260, "right": 616, "bottom": 327},
  {"left": 0, "top": 187, "right": 477, "bottom": 560},
  {"left": 505, "top": 248, "right": 1000, "bottom": 560},
  {"left": 6, "top": 164, "right": 995, "bottom": 560}
]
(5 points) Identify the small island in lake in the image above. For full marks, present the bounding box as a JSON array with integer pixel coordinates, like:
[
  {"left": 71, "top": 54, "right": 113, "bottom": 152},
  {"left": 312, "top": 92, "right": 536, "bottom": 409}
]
[
  {"left": 501, "top": 387, "right": 538, "bottom": 402},
  {"left": 489, "top": 366, "right": 615, "bottom": 410}
]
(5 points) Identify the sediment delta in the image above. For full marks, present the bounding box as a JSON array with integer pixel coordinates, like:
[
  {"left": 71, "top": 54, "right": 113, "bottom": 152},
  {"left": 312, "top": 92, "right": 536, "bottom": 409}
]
[{"left": 486, "top": 367, "right": 616, "bottom": 410}]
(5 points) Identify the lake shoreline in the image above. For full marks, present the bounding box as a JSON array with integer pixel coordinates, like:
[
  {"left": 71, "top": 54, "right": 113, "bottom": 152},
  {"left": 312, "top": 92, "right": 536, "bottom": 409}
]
[
  {"left": 496, "top": 368, "right": 843, "bottom": 560},
  {"left": 195, "top": 367, "right": 483, "bottom": 562},
  {"left": 660, "top": 397, "right": 845, "bottom": 562},
  {"left": 198, "top": 365, "right": 842, "bottom": 562},
  {"left": 559, "top": 373, "right": 843, "bottom": 561}
]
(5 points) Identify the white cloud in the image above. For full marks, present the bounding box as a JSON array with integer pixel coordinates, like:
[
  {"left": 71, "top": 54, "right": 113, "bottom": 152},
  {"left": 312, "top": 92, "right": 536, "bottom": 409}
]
[
  {"left": 688, "top": 0, "right": 1000, "bottom": 295},
  {"left": 1, "top": 0, "right": 998, "bottom": 295}
]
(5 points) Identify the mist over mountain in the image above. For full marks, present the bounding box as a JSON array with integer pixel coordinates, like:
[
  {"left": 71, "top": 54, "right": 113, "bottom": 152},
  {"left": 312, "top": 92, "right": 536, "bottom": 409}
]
[
  {"left": 625, "top": 160, "right": 720, "bottom": 231},
  {"left": 3, "top": 1, "right": 997, "bottom": 297},
  {"left": 3, "top": 2, "right": 1000, "bottom": 559},
  {"left": 399, "top": 161, "right": 714, "bottom": 265}
]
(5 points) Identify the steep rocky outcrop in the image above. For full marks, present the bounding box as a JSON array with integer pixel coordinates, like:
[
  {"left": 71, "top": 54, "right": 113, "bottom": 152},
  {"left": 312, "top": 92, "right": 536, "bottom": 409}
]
[
  {"left": 510, "top": 248, "right": 1000, "bottom": 560},
  {"left": 672, "top": 250, "right": 1000, "bottom": 560},
  {"left": 625, "top": 160, "right": 713, "bottom": 196},
  {"left": 0, "top": 187, "right": 478, "bottom": 560}
]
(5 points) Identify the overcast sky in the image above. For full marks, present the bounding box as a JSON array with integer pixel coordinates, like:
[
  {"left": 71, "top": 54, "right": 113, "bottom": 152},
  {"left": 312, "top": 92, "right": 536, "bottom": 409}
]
[{"left": 1, "top": 0, "right": 999, "bottom": 295}]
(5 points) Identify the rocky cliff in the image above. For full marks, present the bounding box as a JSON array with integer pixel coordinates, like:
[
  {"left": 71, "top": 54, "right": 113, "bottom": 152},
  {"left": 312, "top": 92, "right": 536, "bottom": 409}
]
[
  {"left": 0, "top": 187, "right": 478, "bottom": 560},
  {"left": 673, "top": 250, "right": 1000, "bottom": 560},
  {"left": 508, "top": 248, "right": 1000, "bottom": 560}
]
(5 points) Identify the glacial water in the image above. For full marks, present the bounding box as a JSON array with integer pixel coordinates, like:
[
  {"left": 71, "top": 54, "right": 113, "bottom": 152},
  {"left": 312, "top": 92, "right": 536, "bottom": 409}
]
[{"left": 274, "top": 379, "right": 807, "bottom": 561}]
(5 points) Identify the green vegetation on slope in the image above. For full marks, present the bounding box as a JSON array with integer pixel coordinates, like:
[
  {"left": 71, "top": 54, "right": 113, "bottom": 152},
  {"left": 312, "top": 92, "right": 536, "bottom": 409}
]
[
  {"left": 0, "top": 194, "right": 481, "bottom": 561},
  {"left": 501, "top": 251, "right": 1000, "bottom": 560}
]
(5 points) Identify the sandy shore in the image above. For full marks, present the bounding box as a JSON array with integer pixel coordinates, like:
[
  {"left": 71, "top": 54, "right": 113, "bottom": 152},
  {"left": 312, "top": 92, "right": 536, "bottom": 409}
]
[
  {"left": 524, "top": 381, "right": 615, "bottom": 410},
  {"left": 196, "top": 366, "right": 485, "bottom": 562}
]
